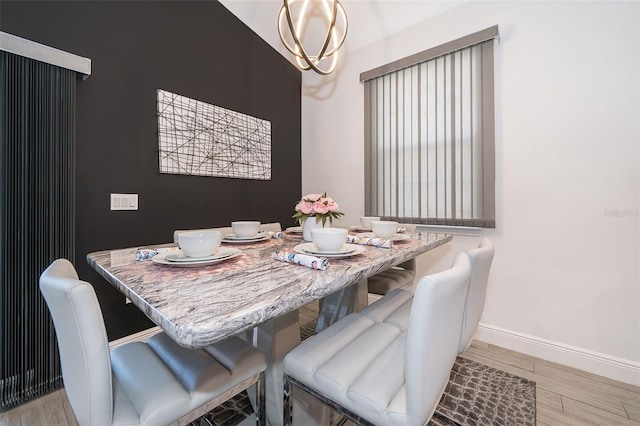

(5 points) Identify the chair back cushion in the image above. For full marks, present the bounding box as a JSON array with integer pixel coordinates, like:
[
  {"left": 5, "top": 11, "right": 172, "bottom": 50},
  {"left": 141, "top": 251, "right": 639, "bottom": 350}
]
[
  {"left": 39, "top": 259, "right": 113, "bottom": 425},
  {"left": 259, "top": 222, "right": 282, "bottom": 232},
  {"left": 459, "top": 238, "right": 495, "bottom": 353},
  {"left": 405, "top": 253, "right": 471, "bottom": 424}
]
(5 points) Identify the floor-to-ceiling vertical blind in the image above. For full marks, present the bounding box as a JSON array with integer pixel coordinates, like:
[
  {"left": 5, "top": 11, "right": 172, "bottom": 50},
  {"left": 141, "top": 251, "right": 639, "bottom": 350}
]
[
  {"left": 0, "top": 50, "right": 76, "bottom": 409},
  {"left": 362, "top": 26, "right": 497, "bottom": 228}
]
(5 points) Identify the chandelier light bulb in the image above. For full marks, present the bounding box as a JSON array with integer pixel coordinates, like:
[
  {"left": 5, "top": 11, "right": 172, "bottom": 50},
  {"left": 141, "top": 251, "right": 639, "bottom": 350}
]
[{"left": 278, "top": 0, "right": 348, "bottom": 75}]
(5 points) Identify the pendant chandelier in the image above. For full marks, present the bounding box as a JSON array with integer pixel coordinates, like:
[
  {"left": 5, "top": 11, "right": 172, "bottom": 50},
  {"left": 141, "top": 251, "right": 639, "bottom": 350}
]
[{"left": 277, "top": 0, "right": 348, "bottom": 75}]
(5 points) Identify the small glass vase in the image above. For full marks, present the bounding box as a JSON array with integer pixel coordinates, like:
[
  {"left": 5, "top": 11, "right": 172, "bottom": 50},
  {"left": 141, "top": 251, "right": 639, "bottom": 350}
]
[{"left": 302, "top": 217, "right": 327, "bottom": 242}]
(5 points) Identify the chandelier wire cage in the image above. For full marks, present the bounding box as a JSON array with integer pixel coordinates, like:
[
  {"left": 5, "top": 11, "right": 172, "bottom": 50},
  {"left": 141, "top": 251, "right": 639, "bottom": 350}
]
[{"left": 277, "top": 0, "right": 348, "bottom": 75}]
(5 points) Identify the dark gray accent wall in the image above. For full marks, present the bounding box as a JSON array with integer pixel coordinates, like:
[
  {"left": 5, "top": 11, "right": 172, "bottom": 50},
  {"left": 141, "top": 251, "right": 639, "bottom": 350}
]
[{"left": 1, "top": 0, "right": 302, "bottom": 340}]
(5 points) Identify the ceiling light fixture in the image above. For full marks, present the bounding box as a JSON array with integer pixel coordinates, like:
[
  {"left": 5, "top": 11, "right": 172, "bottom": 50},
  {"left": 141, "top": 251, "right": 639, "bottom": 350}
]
[{"left": 277, "top": 0, "right": 348, "bottom": 75}]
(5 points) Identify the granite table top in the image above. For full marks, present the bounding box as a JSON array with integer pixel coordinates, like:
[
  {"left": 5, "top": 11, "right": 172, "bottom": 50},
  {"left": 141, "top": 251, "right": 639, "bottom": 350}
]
[{"left": 87, "top": 231, "right": 452, "bottom": 349}]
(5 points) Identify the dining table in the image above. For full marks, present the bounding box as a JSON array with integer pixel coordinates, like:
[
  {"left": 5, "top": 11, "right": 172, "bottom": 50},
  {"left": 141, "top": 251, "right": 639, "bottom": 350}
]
[{"left": 87, "top": 229, "right": 452, "bottom": 425}]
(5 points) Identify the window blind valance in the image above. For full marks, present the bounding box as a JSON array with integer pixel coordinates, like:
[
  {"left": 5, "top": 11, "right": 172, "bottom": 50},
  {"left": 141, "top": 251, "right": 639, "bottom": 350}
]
[
  {"left": 0, "top": 31, "right": 91, "bottom": 78},
  {"left": 360, "top": 25, "right": 499, "bottom": 83}
]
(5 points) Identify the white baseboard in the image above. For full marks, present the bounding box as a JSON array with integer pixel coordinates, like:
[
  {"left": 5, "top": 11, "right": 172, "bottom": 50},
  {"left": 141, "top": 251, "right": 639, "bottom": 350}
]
[{"left": 475, "top": 323, "right": 640, "bottom": 387}]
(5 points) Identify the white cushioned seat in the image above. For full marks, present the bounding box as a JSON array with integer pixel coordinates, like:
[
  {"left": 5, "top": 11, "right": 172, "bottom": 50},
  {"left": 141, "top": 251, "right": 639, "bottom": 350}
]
[
  {"left": 147, "top": 333, "right": 266, "bottom": 398},
  {"left": 110, "top": 342, "right": 192, "bottom": 425},
  {"left": 367, "top": 260, "right": 416, "bottom": 295},
  {"left": 112, "top": 377, "right": 142, "bottom": 426},
  {"left": 358, "top": 287, "right": 413, "bottom": 328},
  {"left": 286, "top": 315, "right": 408, "bottom": 424},
  {"left": 39, "top": 259, "right": 267, "bottom": 426},
  {"left": 283, "top": 253, "right": 472, "bottom": 426}
]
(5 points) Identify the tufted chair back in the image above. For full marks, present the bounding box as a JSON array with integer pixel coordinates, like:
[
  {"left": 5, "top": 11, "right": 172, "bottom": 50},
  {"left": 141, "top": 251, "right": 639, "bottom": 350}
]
[
  {"left": 405, "top": 253, "right": 471, "bottom": 424},
  {"left": 459, "top": 238, "right": 495, "bottom": 353},
  {"left": 39, "top": 259, "right": 113, "bottom": 425}
]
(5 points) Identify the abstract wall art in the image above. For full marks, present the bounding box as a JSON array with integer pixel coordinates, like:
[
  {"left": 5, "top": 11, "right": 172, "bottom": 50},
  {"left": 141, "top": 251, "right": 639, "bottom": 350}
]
[{"left": 157, "top": 89, "right": 271, "bottom": 180}]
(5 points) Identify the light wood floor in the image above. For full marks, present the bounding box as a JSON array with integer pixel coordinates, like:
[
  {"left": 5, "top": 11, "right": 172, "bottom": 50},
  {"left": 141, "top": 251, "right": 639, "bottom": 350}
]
[{"left": 2, "top": 300, "right": 639, "bottom": 426}]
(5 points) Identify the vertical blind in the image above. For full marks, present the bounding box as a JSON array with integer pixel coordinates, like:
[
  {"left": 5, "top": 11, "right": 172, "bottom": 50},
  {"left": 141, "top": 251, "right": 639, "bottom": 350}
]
[
  {"left": 0, "top": 51, "right": 76, "bottom": 409},
  {"left": 362, "top": 26, "right": 497, "bottom": 228}
]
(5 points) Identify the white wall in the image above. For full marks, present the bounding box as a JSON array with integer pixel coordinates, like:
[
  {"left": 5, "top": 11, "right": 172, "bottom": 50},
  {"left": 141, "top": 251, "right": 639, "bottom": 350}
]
[{"left": 301, "top": 1, "right": 640, "bottom": 385}]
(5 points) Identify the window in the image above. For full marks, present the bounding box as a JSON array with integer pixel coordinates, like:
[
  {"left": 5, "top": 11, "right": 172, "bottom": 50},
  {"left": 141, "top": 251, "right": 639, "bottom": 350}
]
[{"left": 361, "top": 26, "right": 498, "bottom": 228}]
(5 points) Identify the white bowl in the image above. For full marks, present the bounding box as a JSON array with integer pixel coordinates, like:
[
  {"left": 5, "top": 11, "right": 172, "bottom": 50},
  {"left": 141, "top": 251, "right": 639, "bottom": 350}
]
[
  {"left": 231, "top": 221, "right": 261, "bottom": 237},
  {"left": 360, "top": 216, "right": 381, "bottom": 230},
  {"left": 311, "top": 228, "right": 348, "bottom": 252},
  {"left": 178, "top": 230, "right": 223, "bottom": 258},
  {"left": 371, "top": 221, "right": 398, "bottom": 239}
]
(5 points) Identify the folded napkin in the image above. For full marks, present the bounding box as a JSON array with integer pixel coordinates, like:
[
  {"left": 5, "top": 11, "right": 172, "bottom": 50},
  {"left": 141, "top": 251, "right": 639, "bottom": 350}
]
[
  {"left": 272, "top": 250, "right": 329, "bottom": 270},
  {"left": 136, "top": 247, "right": 178, "bottom": 261},
  {"left": 264, "top": 231, "right": 283, "bottom": 239},
  {"left": 346, "top": 235, "right": 393, "bottom": 249}
]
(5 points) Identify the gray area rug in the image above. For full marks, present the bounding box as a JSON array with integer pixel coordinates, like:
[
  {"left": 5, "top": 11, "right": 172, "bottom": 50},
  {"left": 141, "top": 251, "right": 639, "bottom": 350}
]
[
  {"left": 193, "top": 321, "right": 536, "bottom": 426},
  {"left": 428, "top": 356, "right": 536, "bottom": 425}
]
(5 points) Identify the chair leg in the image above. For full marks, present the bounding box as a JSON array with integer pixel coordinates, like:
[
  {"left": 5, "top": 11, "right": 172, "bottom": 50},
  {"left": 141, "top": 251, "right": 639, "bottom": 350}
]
[
  {"left": 283, "top": 374, "right": 294, "bottom": 426},
  {"left": 256, "top": 372, "right": 266, "bottom": 426},
  {"left": 200, "top": 417, "right": 214, "bottom": 426},
  {"left": 283, "top": 375, "right": 375, "bottom": 426},
  {"left": 431, "top": 410, "right": 464, "bottom": 426}
]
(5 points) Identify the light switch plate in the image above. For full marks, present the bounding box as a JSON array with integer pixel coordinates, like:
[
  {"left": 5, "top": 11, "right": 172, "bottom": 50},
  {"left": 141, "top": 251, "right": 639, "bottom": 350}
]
[{"left": 110, "top": 193, "right": 138, "bottom": 211}]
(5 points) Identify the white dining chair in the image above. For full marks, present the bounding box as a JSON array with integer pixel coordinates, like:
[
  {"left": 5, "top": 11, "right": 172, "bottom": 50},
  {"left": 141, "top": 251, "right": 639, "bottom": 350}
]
[
  {"left": 358, "top": 238, "right": 495, "bottom": 354},
  {"left": 282, "top": 253, "right": 471, "bottom": 425},
  {"left": 458, "top": 238, "right": 494, "bottom": 352},
  {"left": 39, "top": 259, "right": 267, "bottom": 426},
  {"left": 314, "top": 224, "right": 418, "bottom": 334},
  {"left": 367, "top": 224, "right": 417, "bottom": 295},
  {"left": 367, "top": 258, "right": 416, "bottom": 295}
]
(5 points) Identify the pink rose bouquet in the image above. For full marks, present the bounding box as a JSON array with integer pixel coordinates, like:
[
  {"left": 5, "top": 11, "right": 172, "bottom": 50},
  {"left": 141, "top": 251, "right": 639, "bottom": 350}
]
[{"left": 293, "top": 192, "right": 345, "bottom": 226}]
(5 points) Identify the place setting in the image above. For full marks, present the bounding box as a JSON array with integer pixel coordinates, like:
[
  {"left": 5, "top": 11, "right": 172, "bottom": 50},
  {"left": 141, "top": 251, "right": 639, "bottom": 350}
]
[
  {"left": 355, "top": 219, "right": 410, "bottom": 242},
  {"left": 293, "top": 228, "right": 365, "bottom": 259},
  {"left": 152, "top": 230, "right": 241, "bottom": 267},
  {"left": 284, "top": 225, "right": 303, "bottom": 234},
  {"left": 222, "top": 221, "right": 271, "bottom": 244},
  {"left": 347, "top": 216, "right": 409, "bottom": 242},
  {"left": 347, "top": 215, "right": 380, "bottom": 233}
]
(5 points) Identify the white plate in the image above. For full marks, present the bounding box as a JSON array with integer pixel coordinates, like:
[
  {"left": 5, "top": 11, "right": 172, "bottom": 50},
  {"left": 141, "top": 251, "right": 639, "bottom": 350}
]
[
  {"left": 356, "top": 232, "right": 411, "bottom": 242},
  {"left": 286, "top": 226, "right": 303, "bottom": 233},
  {"left": 164, "top": 248, "right": 237, "bottom": 263},
  {"left": 222, "top": 234, "right": 270, "bottom": 243},
  {"left": 152, "top": 248, "right": 241, "bottom": 267},
  {"left": 294, "top": 243, "right": 366, "bottom": 259},
  {"left": 223, "top": 233, "right": 266, "bottom": 240},
  {"left": 298, "top": 243, "right": 357, "bottom": 256}
]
